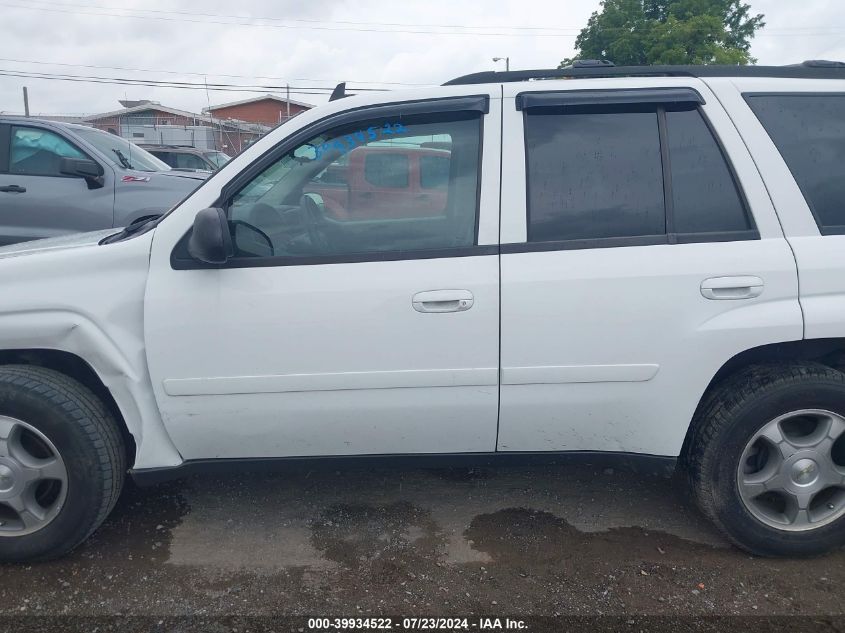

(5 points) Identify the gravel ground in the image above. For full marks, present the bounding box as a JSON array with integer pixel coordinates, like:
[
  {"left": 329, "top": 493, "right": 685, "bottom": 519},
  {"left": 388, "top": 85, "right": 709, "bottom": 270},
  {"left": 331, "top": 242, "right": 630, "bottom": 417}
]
[{"left": 0, "top": 463, "right": 843, "bottom": 630}]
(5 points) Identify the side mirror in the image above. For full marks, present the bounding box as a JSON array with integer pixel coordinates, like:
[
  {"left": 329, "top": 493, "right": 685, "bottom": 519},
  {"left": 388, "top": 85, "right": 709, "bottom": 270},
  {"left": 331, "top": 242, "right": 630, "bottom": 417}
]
[
  {"left": 231, "top": 220, "right": 274, "bottom": 258},
  {"left": 59, "top": 157, "right": 104, "bottom": 188},
  {"left": 188, "top": 207, "right": 233, "bottom": 265}
]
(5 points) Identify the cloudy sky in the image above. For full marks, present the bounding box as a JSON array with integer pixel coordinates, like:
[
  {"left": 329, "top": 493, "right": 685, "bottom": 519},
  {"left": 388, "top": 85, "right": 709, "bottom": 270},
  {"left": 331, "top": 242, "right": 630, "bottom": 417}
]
[{"left": 0, "top": 0, "right": 843, "bottom": 116}]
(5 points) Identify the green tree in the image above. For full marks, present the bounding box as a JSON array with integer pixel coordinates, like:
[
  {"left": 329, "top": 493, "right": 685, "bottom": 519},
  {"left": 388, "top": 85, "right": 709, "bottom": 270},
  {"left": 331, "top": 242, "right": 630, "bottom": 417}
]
[{"left": 560, "top": 0, "right": 765, "bottom": 67}]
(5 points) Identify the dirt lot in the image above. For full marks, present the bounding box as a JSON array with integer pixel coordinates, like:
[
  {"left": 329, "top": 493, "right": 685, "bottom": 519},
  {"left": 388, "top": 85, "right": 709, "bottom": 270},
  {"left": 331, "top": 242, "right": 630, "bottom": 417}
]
[{"left": 0, "top": 463, "right": 843, "bottom": 630}]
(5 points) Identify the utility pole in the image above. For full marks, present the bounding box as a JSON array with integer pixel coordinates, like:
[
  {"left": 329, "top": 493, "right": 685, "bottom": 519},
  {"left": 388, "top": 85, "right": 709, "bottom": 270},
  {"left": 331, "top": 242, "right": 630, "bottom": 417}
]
[
  {"left": 22, "top": 87, "right": 30, "bottom": 116},
  {"left": 286, "top": 84, "right": 291, "bottom": 121}
]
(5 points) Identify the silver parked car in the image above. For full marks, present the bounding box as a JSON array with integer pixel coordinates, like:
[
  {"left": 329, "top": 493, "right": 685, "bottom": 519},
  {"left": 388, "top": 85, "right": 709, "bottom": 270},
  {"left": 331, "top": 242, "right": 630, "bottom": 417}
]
[
  {"left": 140, "top": 144, "right": 231, "bottom": 171},
  {"left": 0, "top": 119, "right": 208, "bottom": 246}
]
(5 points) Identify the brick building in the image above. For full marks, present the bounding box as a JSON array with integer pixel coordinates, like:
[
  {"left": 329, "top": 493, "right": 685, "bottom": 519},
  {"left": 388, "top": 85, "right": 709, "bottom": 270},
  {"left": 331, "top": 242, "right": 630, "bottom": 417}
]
[
  {"left": 83, "top": 101, "right": 270, "bottom": 155},
  {"left": 85, "top": 101, "right": 202, "bottom": 133},
  {"left": 203, "top": 94, "right": 313, "bottom": 126}
]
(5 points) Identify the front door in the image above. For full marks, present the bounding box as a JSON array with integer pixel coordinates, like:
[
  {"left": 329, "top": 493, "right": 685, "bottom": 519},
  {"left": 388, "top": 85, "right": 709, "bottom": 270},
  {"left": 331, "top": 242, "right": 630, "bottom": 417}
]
[
  {"left": 144, "top": 95, "right": 502, "bottom": 460},
  {"left": 0, "top": 124, "right": 113, "bottom": 245}
]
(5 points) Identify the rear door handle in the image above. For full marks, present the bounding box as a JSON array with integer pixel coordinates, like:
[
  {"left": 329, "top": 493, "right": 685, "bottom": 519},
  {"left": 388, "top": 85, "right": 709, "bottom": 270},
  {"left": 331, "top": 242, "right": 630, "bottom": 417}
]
[
  {"left": 412, "top": 290, "right": 474, "bottom": 313},
  {"left": 701, "top": 276, "right": 764, "bottom": 300},
  {"left": 0, "top": 185, "right": 26, "bottom": 193}
]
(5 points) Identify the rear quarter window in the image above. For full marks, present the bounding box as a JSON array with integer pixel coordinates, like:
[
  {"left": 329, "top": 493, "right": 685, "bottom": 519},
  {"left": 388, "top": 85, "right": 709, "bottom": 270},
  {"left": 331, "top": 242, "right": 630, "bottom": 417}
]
[
  {"left": 745, "top": 94, "right": 845, "bottom": 234},
  {"left": 666, "top": 109, "right": 751, "bottom": 234}
]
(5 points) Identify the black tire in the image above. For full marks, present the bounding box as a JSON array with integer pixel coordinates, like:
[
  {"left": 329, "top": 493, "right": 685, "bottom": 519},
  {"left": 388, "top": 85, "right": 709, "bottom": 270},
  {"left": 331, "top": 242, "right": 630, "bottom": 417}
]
[
  {"left": 0, "top": 365, "right": 125, "bottom": 562},
  {"left": 687, "top": 362, "right": 845, "bottom": 557}
]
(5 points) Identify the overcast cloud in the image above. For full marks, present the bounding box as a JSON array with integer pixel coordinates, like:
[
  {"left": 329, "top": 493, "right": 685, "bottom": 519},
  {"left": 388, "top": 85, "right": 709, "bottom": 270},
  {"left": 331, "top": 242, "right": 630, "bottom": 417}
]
[{"left": 0, "top": 0, "right": 843, "bottom": 116}]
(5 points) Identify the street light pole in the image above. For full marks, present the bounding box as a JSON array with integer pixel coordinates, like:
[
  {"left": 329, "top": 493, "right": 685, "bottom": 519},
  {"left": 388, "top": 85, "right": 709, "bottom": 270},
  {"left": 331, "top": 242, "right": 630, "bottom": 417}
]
[{"left": 493, "top": 57, "right": 510, "bottom": 71}]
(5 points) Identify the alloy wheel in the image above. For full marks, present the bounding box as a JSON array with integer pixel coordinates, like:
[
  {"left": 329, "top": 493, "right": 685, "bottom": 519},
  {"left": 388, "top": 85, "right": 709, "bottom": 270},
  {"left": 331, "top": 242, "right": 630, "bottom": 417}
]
[
  {"left": 0, "top": 416, "right": 68, "bottom": 536},
  {"left": 738, "top": 409, "right": 845, "bottom": 531}
]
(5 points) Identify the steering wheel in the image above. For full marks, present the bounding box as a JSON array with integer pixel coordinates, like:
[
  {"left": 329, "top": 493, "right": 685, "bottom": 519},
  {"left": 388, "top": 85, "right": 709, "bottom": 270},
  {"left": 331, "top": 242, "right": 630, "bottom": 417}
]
[{"left": 300, "top": 193, "right": 331, "bottom": 253}]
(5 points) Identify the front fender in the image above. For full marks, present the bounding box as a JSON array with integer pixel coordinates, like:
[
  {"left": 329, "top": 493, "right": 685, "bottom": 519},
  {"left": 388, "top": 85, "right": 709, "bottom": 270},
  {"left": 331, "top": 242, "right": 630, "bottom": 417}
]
[
  {"left": 0, "top": 231, "right": 182, "bottom": 468},
  {"left": 0, "top": 311, "right": 182, "bottom": 468}
]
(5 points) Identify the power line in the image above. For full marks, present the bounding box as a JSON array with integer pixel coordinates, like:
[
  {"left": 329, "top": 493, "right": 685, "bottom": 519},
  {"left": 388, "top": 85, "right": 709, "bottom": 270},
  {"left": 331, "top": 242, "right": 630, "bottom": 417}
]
[
  {"left": 0, "top": 69, "right": 384, "bottom": 91},
  {"left": 0, "top": 1, "right": 579, "bottom": 37},
  {"left": 0, "top": 72, "right": 326, "bottom": 95},
  {"left": 0, "top": 57, "right": 432, "bottom": 87},
  {"left": 0, "top": 69, "right": 371, "bottom": 95}
]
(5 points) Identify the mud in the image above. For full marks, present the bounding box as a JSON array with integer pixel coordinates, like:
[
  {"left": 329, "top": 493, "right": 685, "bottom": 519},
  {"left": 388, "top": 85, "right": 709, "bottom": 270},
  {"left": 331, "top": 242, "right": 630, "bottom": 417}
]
[{"left": 1, "top": 464, "right": 842, "bottom": 624}]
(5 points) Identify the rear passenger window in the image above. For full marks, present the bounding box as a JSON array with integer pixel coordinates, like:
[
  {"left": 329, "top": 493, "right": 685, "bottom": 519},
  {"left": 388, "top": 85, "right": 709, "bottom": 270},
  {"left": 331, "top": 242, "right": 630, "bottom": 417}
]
[
  {"left": 526, "top": 109, "right": 665, "bottom": 242},
  {"left": 745, "top": 94, "right": 845, "bottom": 233},
  {"left": 524, "top": 103, "right": 753, "bottom": 244},
  {"left": 667, "top": 110, "right": 751, "bottom": 233}
]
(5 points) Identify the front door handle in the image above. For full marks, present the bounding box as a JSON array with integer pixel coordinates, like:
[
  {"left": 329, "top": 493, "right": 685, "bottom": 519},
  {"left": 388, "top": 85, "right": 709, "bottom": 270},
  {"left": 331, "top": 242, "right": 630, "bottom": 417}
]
[
  {"left": 701, "top": 276, "right": 764, "bottom": 300},
  {"left": 0, "top": 185, "right": 26, "bottom": 194},
  {"left": 412, "top": 290, "right": 474, "bottom": 313}
]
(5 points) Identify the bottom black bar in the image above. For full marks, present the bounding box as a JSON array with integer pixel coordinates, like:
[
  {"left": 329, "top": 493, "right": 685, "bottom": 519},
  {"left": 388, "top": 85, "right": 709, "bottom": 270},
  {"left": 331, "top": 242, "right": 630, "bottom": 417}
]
[{"left": 0, "top": 615, "right": 842, "bottom": 633}]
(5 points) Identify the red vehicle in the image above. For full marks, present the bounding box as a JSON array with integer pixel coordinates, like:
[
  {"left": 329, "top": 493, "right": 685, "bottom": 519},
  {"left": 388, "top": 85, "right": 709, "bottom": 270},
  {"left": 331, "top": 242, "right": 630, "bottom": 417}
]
[{"left": 305, "top": 146, "right": 450, "bottom": 220}]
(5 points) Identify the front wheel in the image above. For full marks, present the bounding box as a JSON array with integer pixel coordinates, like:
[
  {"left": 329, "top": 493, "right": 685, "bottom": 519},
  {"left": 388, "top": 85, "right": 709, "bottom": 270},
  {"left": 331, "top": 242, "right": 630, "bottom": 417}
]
[
  {"left": 0, "top": 365, "right": 125, "bottom": 562},
  {"left": 687, "top": 362, "right": 845, "bottom": 557}
]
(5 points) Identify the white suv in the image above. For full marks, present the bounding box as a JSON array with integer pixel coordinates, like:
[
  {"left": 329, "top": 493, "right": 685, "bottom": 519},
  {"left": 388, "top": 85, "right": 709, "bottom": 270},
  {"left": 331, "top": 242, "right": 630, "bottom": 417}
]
[{"left": 1, "top": 62, "right": 844, "bottom": 562}]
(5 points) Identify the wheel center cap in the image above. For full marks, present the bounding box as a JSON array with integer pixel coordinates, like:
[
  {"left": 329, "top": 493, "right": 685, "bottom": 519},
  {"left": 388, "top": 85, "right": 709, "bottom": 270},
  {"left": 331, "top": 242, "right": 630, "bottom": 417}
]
[
  {"left": 0, "top": 464, "right": 14, "bottom": 492},
  {"left": 791, "top": 458, "right": 820, "bottom": 486}
]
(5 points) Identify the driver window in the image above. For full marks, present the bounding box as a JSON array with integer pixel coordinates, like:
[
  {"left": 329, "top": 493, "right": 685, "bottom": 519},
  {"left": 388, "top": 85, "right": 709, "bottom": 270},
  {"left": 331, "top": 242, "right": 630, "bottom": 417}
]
[
  {"left": 10, "top": 127, "right": 87, "bottom": 177},
  {"left": 226, "top": 112, "right": 482, "bottom": 260}
]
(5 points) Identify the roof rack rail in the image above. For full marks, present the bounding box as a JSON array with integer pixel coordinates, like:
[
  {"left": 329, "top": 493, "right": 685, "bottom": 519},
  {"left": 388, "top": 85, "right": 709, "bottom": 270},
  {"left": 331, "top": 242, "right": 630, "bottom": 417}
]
[
  {"left": 800, "top": 59, "right": 845, "bottom": 68},
  {"left": 571, "top": 59, "right": 615, "bottom": 68},
  {"left": 443, "top": 61, "right": 845, "bottom": 86}
]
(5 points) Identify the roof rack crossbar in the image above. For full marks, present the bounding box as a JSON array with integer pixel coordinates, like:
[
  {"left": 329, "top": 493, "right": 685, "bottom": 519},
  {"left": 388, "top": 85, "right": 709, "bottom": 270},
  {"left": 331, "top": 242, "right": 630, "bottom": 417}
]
[{"left": 443, "top": 61, "right": 845, "bottom": 86}]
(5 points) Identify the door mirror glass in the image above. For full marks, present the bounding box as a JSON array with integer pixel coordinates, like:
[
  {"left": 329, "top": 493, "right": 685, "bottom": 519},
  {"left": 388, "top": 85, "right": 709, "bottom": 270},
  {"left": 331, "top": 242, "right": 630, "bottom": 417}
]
[
  {"left": 59, "top": 157, "right": 105, "bottom": 188},
  {"left": 188, "top": 208, "right": 233, "bottom": 264},
  {"left": 232, "top": 220, "right": 274, "bottom": 258}
]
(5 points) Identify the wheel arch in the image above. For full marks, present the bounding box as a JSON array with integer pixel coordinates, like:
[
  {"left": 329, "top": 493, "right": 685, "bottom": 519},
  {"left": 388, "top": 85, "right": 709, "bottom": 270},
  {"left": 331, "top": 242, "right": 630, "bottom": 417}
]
[
  {"left": 0, "top": 349, "right": 137, "bottom": 465},
  {"left": 680, "top": 337, "right": 845, "bottom": 464}
]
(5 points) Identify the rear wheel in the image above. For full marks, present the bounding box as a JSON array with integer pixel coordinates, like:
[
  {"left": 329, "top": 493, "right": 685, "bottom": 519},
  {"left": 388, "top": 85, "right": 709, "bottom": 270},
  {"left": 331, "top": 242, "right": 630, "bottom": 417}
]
[
  {"left": 0, "top": 365, "right": 125, "bottom": 562},
  {"left": 737, "top": 409, "right": 845, "bottom": 532},
  {"left": 687, "top": 362, "right": 845, "bottom": 557}
]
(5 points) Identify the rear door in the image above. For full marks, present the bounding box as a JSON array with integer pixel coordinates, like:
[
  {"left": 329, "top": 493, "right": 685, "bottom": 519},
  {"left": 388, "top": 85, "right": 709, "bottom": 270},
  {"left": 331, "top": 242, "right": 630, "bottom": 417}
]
[
  {"left": 0, "top": 123, "right": 114, "bottom": 245},
  {"left": 497, "top": 79, "right": 802, "bottom": 457}
]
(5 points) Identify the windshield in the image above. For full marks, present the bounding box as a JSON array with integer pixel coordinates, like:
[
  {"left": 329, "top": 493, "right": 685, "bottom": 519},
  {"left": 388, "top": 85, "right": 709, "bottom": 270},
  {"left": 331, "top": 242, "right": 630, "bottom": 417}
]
[
  {"left": 73, "top": 128, "right": 171, "bottom": 172},
  {"left": 204, "top": 151, "right": 231, "bottom": 168}
]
